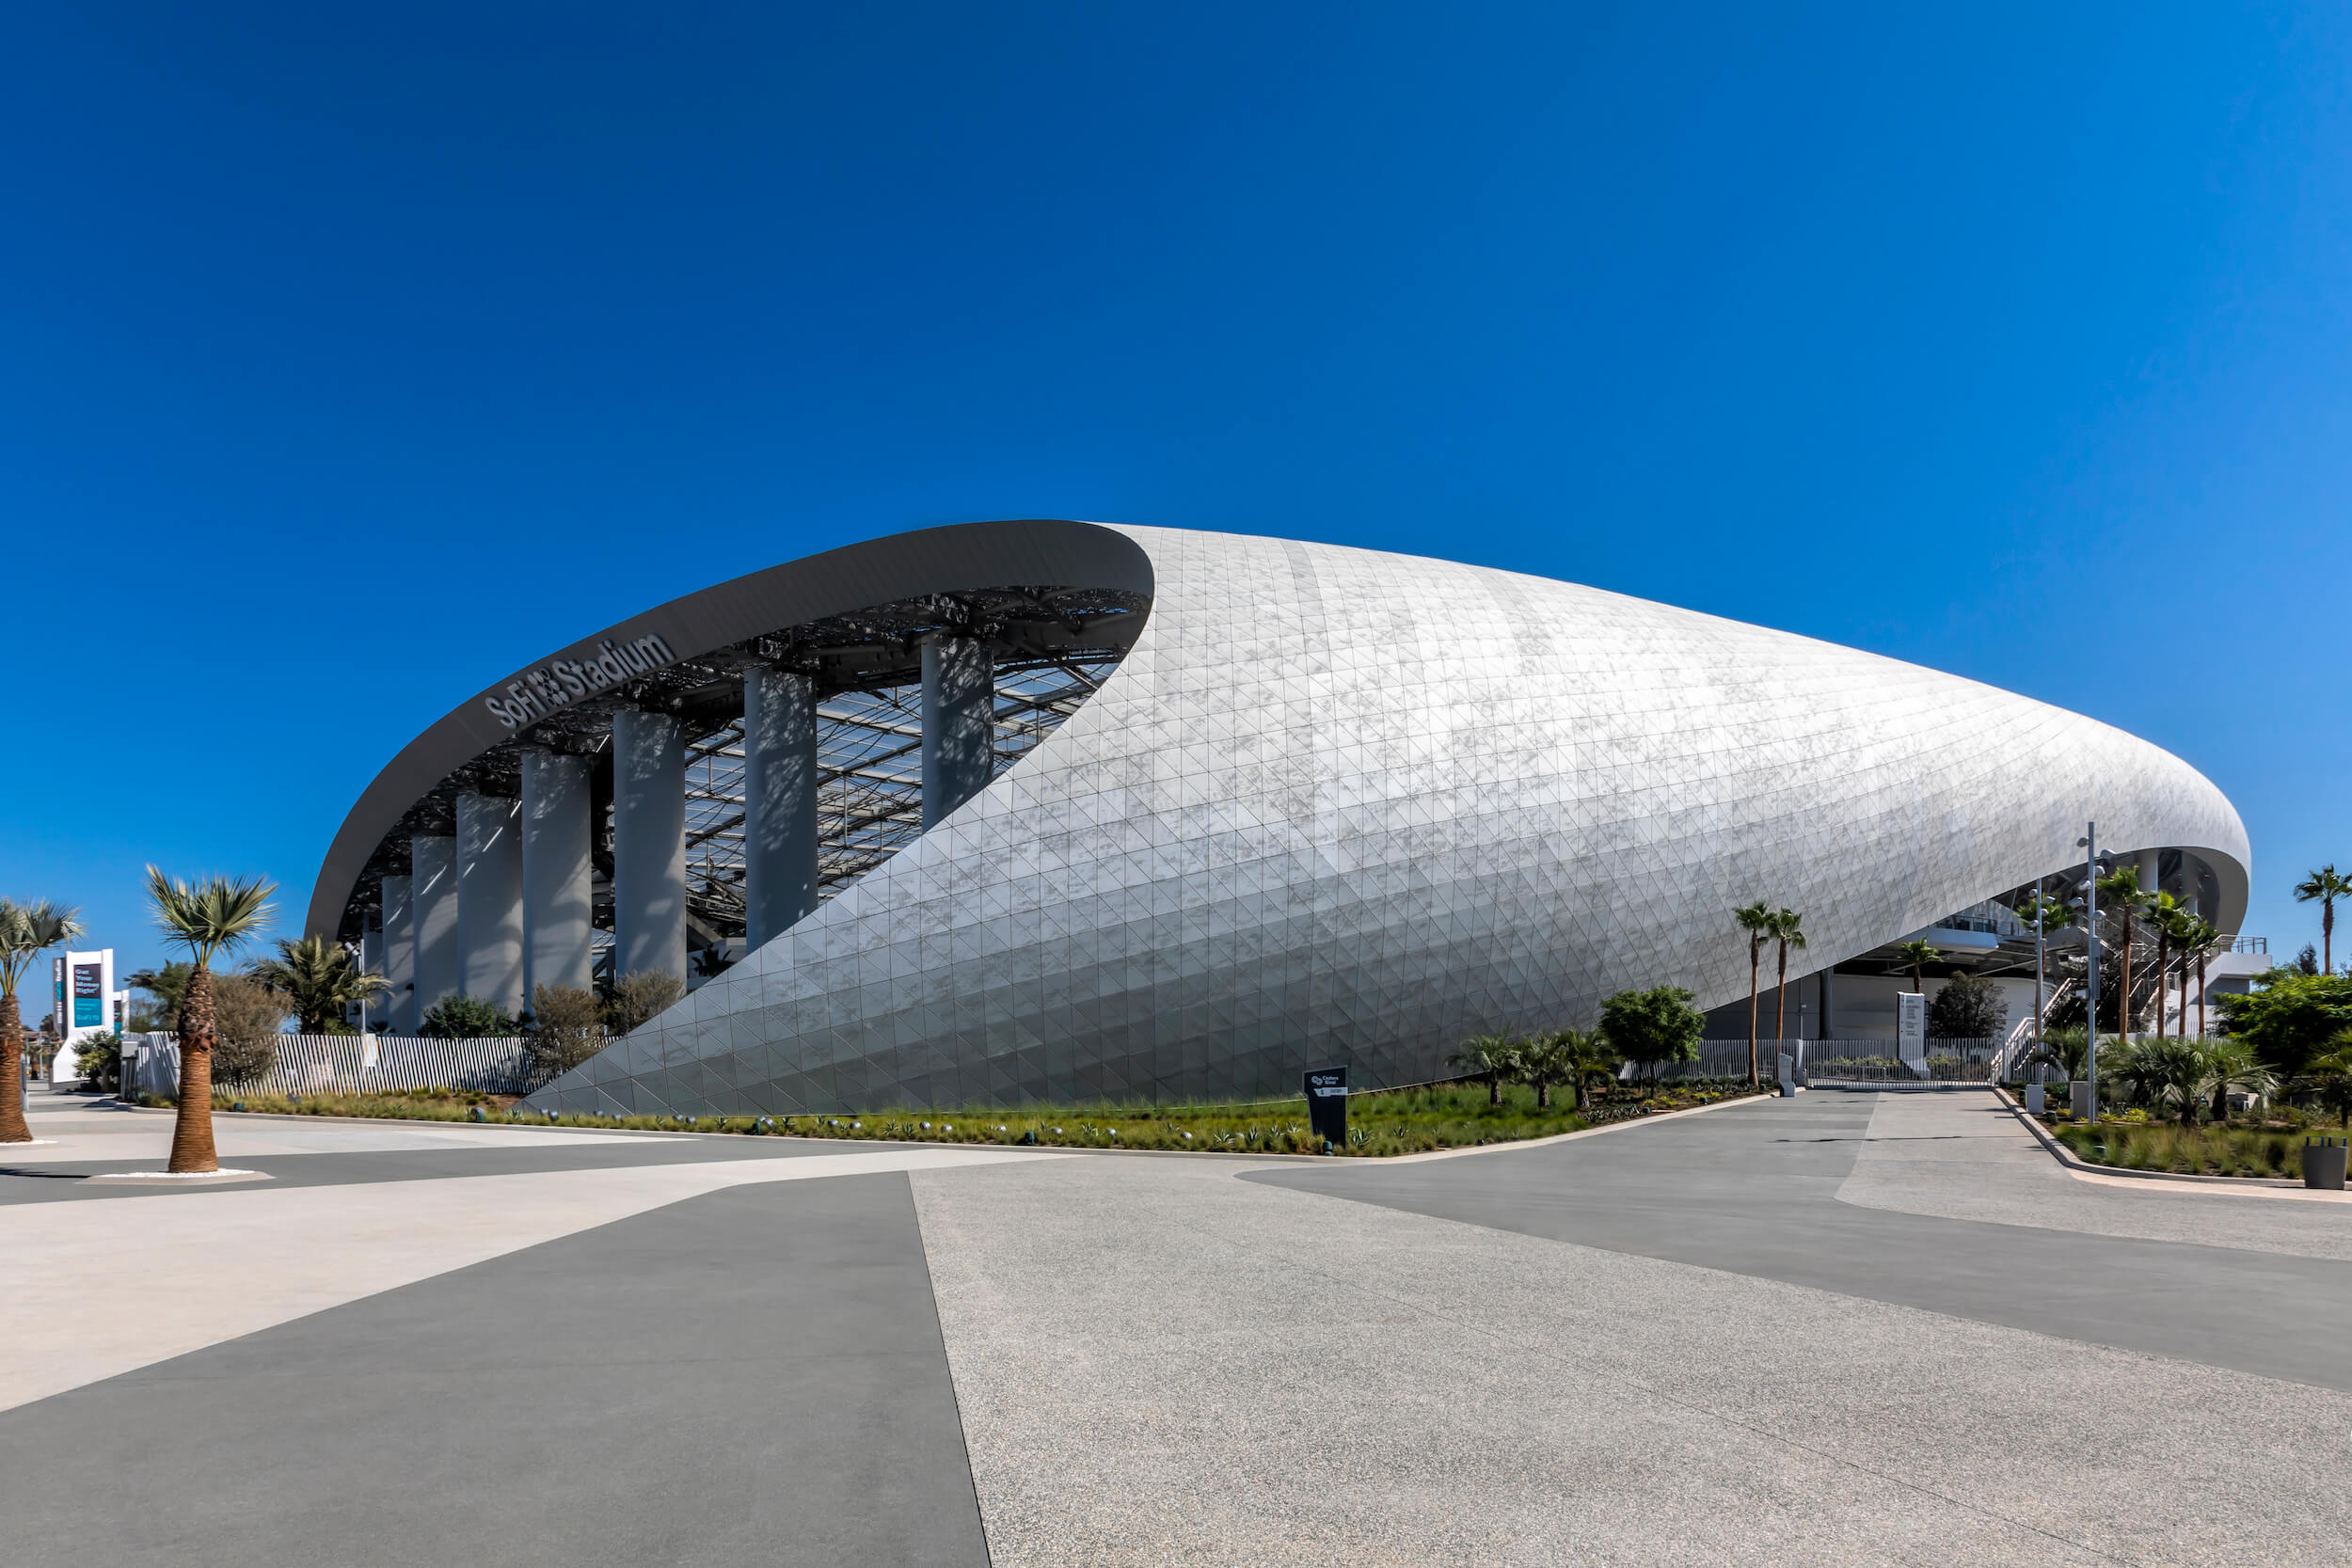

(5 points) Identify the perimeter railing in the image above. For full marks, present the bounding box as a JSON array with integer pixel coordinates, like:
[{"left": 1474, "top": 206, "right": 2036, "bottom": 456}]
[
  {"left": 1800, "top": 1038, "right": 2000, "bottom": 1084},
  {"left": 123, "top": 1032, "right": 546, "bottom": 1099}
]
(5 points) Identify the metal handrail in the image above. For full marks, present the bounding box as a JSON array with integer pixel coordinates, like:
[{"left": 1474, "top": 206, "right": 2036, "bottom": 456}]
[{"left": 1993, "top": 977, "right": 2074, "bottom": 1081}]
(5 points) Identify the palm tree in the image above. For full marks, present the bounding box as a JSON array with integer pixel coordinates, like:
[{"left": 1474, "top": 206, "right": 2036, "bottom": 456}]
[
  {"left": 2104, "top": 1037, "right": 2173, "bottom": 1116},
  {"left": 1515, "top": 1033, "right": 1570, "bottom": 1109},
  {"left": 2012, "top": 891, "right": 2072, "bottom": 1061},
  {"left": 2094, "top": 863, "right": 2148, "bottom": 1044},
  {"left": 251, "top": 934, "right": 389, "bottom": 1034},
  {"left": 2294, "top": 865, "right": 2352, "bottom": 975},
  {"left": 2034, "top": 1025, "right": 2091, "bottom": 1085},
  {"left": 2305, "top": 1037, "right": 2352, "bottom": 1127},
  {"left": 1558, "top": 1027, "right": 1618, "bottom": 1111},
  {"left": 125, "top": 961, "right": 194, "bottom": 1032},
  {"left": 0, "top": 899, "right": 84, "bottom": 1144},
  {"left": 146, "top": 867, "right": 276, "bottom": 1174},
  {"left": 1770, "top": 908, "right": 1806, "bottom": 1048},
  {"left": 1733, "top": 902, "right": 1775, "bottom": 1087},
  {"left": 2195, "top": 1037, "right": 2274, "bottom": 1125},
  {"left": 1448, "top": 1035, "right": 1519, "bottom": 1107},
  {"left": 2141, "top": 893, "right": 2185, "bottom": 1038},
  {"left": 1893, "top": 940, "right": 1940, "bottom": 992},
  {"left": 2179, "top": 914, "right": 2222, "bottom": 1037}
]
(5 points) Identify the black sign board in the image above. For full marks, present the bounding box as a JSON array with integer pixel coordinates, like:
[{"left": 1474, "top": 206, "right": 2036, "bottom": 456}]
[{"left": 1304, "top": 1066, "right": 1347, "bottom": 1146}]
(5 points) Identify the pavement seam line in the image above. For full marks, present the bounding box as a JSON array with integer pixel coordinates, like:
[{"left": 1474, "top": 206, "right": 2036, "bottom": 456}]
[
  {"left": 907, "top": 1173, "right": 1002, "bottom": 1568},
  {"left": 1247, "top": 1180, "right": 2144, "bottom": 1567}
]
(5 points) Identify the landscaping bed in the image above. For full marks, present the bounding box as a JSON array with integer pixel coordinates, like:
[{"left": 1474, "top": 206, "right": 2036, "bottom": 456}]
[
  {"left": 2042, "top": 1116, "right": 2319, "bottom": 1180},
  {"left": 148, "top": 1076, "right": 1774, "bottom": 1156}
]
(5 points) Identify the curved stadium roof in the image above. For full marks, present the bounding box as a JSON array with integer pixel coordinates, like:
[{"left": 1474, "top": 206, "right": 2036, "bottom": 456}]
[{"left": 311, "top": 520, "right": 2250, "bottom": 1115}]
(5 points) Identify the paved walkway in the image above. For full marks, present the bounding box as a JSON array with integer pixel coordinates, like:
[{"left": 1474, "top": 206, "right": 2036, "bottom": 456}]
[{"left": 3, "top": 1089, "right": 2348, "bottom": 1565}]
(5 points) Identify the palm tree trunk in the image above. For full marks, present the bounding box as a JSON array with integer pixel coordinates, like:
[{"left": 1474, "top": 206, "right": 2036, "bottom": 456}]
[
  {"left": 1774, "top": 943, "right": 1789, "bottom": 1048},
  {"left": 167, "top": 967, "right": 221, "bottom": 1174},
  {"left": 2328, "top": 900, "right": 2336, "bottom": 977},
  {"left": 2153, "top": 929, "right": 2169, "bottom": 1039},
  {"left": 1746, "top": 946, "right": 1760, "bottom": 1088},
  {"left": 2119, "top": 922, "right": 2134, "bottom": 1045},
  {"left": 0, "top": 991, "right": 28, "bottom": 1143},
  {"left": 1488, "top": 1071, "right": 1499, "bottom": 1108},
  {"left": 2198, "top": 952, "right": 2208, "bottom": 1037}
]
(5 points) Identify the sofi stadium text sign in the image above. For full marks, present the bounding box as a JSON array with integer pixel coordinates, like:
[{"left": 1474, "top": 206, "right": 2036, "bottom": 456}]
[{"left": 483, "top": 633, "right": 679, "bottom": 732}]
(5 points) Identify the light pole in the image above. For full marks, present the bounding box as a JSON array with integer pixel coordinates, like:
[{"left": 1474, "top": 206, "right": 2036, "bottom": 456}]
[
  {"left": 2077, "top": 823, "right": 2100, "bottom": 1124},
  {"left": 2029, "top": 888, "right": 2049, "bottom": 1068}
]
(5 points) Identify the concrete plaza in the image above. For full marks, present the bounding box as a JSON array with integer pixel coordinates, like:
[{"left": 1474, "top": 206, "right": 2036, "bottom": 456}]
[{"left": 2, "top": 1088, "right": 2347, "bottom": 1565}]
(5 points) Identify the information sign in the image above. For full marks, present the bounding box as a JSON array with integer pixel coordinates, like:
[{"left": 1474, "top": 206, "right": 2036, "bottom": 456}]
[
  {"left": 1896, "top": 991, "right": 1927, "bottom": 1063},
  {"left": 72, "top": 962, "right": 103, "bottom": 1029},
  {"left": 1303, "top": 1066, "right": 1348, "bottom": 1146}
]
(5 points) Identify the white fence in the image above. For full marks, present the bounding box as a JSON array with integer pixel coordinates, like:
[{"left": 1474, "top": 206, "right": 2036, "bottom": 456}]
[
  {"left": 1801, "top": 1038, "right": 2000, "bottom": 1083},
  {"left": 1645, "top": 1038, "right": 2003, "bottom": 1085},
  {"left": 124, "top": 1032, "right": 544, "bottom": 1100}
]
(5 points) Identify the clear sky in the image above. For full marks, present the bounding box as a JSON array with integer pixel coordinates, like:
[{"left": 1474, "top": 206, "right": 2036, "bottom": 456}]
[{"left": 4, "top": 3, "right": 2346, "bottom": 988}]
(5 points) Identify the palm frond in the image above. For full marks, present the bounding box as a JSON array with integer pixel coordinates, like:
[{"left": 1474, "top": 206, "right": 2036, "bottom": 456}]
[
  {"left": 145, "top": 865, "right": 277, "bottom": 968},
  {"left": 0, "top": 898, "right": 85, "bottom": 992}
]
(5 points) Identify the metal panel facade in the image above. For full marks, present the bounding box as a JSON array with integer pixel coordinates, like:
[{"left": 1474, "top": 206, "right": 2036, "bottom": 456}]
[{"left": 525, "top": 526, "right": 2249, "bottom": 1117}]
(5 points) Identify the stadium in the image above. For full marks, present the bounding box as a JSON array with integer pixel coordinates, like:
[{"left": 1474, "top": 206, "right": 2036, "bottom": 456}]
[{"left": 305, "top": 520, "right": 2250, "bottom": 1116}]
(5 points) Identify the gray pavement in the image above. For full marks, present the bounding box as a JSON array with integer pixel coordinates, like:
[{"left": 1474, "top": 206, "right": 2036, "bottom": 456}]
[
  {"left": 0, "top": 1169, "right": 988, "bottom": 1568},
  {"left": 5, "top": 1088, "right": 2351, "bottom": 1565},
  {"left": 915, "top": 1134, "right": 2352, "bottom": 1568},
  {"left": 1837, "top": 1087, "right": 2352, "bottom": 1259},
  {"left": 1254, "top": 1087, "right": 2352, "bottom": 1390}
]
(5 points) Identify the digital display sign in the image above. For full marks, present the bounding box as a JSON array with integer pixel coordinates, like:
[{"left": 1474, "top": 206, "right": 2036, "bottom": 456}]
[{"left": 72, "top": 962, "right": 103, "bottom": 1029}]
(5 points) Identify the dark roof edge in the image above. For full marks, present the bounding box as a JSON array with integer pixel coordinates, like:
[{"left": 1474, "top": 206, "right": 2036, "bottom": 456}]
[{"left": 304, "top": 519, "right": 1154, "bottom": 939}]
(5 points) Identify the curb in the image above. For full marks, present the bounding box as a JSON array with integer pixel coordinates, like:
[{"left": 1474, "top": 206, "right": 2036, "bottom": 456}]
[
  {"left": 103, "top": 1101, "right": 703, "bottom": 1139},
  {"left": 1344, "top": 1085, "right": 1788, "bottom": 1165},
  {"left": 1991, "top": 1085, "right": 2311, "bottom": 1192},
  {"left": 87, "top": 1093, "right": 1785, "bottom": 1166}
]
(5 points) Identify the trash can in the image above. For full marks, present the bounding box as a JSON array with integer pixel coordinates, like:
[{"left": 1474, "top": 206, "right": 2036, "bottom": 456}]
[
  {"left": 2024, "top": 1084, "right": 2045, "bottom": 1115},
  {"left": 2304, "top": 1137, "right": 2348, "bottom": 1191}
]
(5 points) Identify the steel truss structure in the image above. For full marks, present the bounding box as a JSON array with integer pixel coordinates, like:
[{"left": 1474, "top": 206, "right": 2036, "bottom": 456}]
[{"left": 334, "top": 585, "right": 1150, "bottom": 971}]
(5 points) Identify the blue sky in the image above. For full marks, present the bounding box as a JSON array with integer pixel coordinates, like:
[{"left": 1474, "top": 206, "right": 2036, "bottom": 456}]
[{"left": 4, "top": 2, "right": 2346, "bottom": 986}]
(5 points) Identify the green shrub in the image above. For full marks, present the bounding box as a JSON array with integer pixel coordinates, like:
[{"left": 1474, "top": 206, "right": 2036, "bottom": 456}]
[
  {"left": 418, "top": 994, "right": 517, "bottom": 1038},
  {"left": 71, "top": 1031, "right": 123, "bottom": 1092},
  {"left": 603, "top": 972, "right": 685, "bottom": 1035}
]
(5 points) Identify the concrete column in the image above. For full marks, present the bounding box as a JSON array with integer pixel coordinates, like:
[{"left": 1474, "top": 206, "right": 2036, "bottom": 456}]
[
  {"left": 521, "top": 751, "right": 595, "bottom": 997},
  {"left": 612, "top": 707, "right": 687, "bottom": 985},
  {"left": 411, "top": 834, "right": 459, "bottom": 1021},
  {"left": 743, "top": 667, "right": 819, "bottom": 948},
  {"left": 457, "top": 792, "right": 525, "bottom": 1017},
  {"left": 380, "top": 876, "right": 416, "bottom": 1033},
  {"left": 1817, "top": 968, "right": 1834, "bottom": 1041},
  {"left": 921, "top": 636, "right": 993, "bottom": 830},
  {"left": 358, "top": 927, "right": 382, "bottom": 1030},
  {"left": 2138, "top": 847, "right": 2161, "bottom": 898}
]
